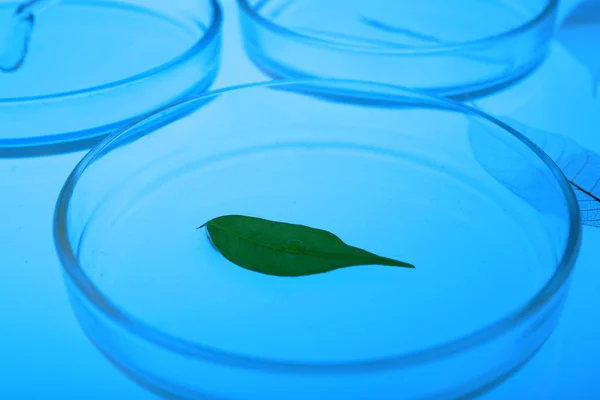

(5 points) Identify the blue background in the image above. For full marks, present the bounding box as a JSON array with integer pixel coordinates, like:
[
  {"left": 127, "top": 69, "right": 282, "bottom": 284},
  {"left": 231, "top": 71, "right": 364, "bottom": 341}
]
[{"left": 1, "top": 0, "right": 600, "bottom": 397}]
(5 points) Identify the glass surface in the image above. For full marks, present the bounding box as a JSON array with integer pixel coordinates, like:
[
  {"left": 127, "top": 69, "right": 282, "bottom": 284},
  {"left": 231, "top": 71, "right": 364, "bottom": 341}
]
[
  {"left": 237, "top": 0, "right": 557, "bottom": 98},
  {"left": 467, "top": 7, "right": 600, "bottom": 396},
  {"left": 0, "top": 0, "right": 221, "bottom": 156},
  {"left": 54, "top": 80, "right": 580, "bottom": 399}
]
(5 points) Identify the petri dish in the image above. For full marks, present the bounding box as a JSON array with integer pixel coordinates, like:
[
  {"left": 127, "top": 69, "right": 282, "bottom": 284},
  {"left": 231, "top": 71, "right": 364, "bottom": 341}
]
[
  {"left": 54, "top": 79, "right": 581, "bottom": 399},
  {"left": 0, "top": 0, "right": 222, "bottom": 157},
  {"left": 237, "top": 0, "right": 558, "bottom": 98}
]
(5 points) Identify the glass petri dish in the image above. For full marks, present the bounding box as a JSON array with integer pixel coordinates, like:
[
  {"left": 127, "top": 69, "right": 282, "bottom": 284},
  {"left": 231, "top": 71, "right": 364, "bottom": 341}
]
[
  {"left": 54, "top": 80, "right": 581, "bottom": 399},
  {"left": 0, "top": 0, "right": 222, "bottom": 157},
  {"left": 236, "top": 0, "right": 557, "bottom": 98}
]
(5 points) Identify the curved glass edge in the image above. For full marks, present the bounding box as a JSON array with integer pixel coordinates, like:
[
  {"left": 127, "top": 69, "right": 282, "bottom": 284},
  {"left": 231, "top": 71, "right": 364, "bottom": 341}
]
[
  {"left": 62, "top": 272, "right": 570, "bottom": 398},
  {"left": 0, "top": 68, "right": 219, "bottom": 157},
  {"left": 244, "top": 46, "right": 550, "bottom": 100},
  {"left": 53, "top": 79, "right": 582, "bottom": 375},
  {"left": 236, "top": 0, "right": 557, "bottom": 97},
  {"left": 0, "top": 0, "right": 223, "bottom": 157},
  {"left": 236, "top": 0, "right": 558, "bottom": 53},
  {"left": 0, "top": 0, "right": 223, "bottom": 104}
]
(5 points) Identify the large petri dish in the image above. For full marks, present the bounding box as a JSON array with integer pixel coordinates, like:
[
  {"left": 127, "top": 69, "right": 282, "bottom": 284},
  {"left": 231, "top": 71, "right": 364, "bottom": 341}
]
[
  {"left": 0, "top": 0, "right": 222, "bottom": 157},
  {"left": 54, "top": 80, "right": 581, "bottom": 399},
  {"left": 237, "top": 0, "right": 557, "bottom": 98}
]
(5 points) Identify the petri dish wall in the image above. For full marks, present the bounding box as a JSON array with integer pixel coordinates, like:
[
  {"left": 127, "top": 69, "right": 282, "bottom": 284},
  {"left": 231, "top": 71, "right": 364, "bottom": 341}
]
[
  {"left": 54, "top": 80, "right": 580, "bottom": 399},
  {"left": 0, "top": 1, "right": 221, "bottom": 395},
  {"left": 237, "top": 0, "right": 558, "bottom": 98},
  {"left": 0, "top": 0, "right": 222, "bottom": 157}
]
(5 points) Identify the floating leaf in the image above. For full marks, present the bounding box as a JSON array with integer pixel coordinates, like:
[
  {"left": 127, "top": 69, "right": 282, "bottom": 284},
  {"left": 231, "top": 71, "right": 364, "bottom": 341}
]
[{"left": 198, "top": 215, "right": 414, "bottom": 277}]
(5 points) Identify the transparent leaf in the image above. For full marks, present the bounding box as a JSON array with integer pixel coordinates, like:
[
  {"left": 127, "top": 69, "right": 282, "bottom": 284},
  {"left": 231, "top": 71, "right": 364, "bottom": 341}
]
[
  {"left": 468, "top": 118, "right": 563, "bottom": 218},
  {"left": 502, "top": 118, "right": 600, "bottom": 228}
]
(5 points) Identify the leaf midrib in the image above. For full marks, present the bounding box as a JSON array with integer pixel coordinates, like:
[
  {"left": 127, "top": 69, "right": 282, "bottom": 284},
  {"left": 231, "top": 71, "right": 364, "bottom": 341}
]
[{"left": 571, "top": 180, "right": 600, "bottom": 203}]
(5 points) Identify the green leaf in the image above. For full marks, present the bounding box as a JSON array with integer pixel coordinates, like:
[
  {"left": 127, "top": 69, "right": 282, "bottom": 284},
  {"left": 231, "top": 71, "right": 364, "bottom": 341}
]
[{"left": 198, "top": 215, "right": 415, "bottom": 277}]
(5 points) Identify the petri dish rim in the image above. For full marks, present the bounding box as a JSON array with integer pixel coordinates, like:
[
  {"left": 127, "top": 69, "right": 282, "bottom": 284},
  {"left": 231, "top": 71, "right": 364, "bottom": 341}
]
[
  {"left": 0, "top": 0, "right": 223, "bottom": 104},
  {"left": 236, "top": 0, "right": 558, "bottom": 55},
  {"left": 53, "top": 78, "right": 581, "bottom": 374}
]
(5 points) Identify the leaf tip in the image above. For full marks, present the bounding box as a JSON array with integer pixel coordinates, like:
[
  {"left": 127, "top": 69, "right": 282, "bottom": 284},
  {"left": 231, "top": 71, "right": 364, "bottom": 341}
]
[
  {"left": 392, "top": 261, "right": 415, "bottom": 269},
  {"left": 375, "top": 254, "right": 415, "bottom": 269}
]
